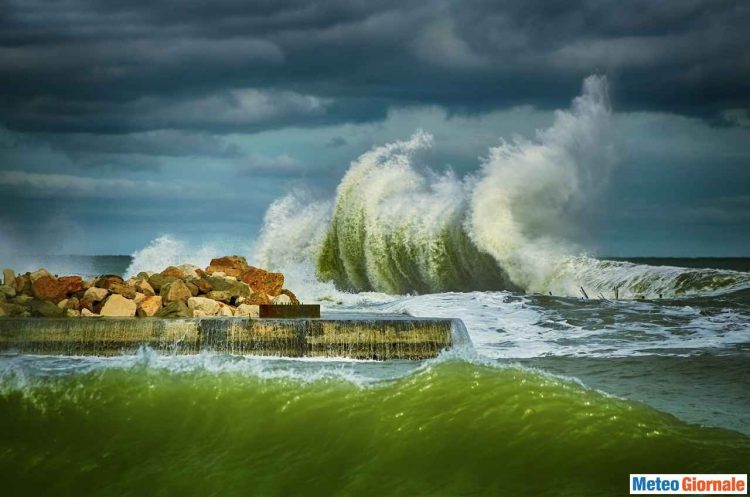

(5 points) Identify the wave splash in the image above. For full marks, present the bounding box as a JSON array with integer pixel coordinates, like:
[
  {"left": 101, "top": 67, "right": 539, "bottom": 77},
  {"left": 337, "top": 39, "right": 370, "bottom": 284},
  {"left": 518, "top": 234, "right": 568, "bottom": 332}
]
[
  {"left": 253, "top": 76, "right": 750, "bottom": 298},
  {"left": 124, "top": 76, "right": 749, "bottom": 299}
]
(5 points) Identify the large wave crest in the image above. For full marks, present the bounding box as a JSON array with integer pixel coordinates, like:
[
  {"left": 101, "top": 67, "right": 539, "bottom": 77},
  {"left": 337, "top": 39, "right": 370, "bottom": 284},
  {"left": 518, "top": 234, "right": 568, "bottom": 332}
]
[{"left": 253, "top": 76, "right": 750, "bottom": 298}]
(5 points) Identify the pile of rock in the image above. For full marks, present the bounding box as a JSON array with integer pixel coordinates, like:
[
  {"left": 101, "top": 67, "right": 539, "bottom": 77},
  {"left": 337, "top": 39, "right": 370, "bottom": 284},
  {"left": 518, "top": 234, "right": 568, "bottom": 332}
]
[{"left": 0, "top": 256, "right": 300, "bottom": 318}]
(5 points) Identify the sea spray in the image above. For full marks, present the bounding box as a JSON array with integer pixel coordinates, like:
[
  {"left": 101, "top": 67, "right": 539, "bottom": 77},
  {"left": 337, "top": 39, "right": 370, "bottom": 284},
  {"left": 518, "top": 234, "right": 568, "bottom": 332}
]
[
  {"left": 467, "top": 75, "right": 614, "bottom": 294},
  {"left": 125, "top": 235, "right": 219, "bottom": 277},
  {"left": 251, "top": 76, "right": 750, "bottom": 299}
]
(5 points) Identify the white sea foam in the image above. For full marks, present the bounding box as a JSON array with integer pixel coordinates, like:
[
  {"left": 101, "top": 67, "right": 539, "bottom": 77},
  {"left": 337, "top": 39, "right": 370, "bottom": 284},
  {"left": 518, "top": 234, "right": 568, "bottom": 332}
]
[{"left": 125, "top": 235, "right": 220, "bottom": 277}]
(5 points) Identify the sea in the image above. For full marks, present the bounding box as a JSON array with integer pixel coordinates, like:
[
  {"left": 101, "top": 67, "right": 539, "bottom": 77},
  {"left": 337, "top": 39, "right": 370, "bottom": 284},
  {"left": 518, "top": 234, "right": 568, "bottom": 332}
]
[
  {"left": 1, "top": 254, "right": 748, "bottom": 496},
  {"left": 1, "top": 77, "right": 748, "bottom": 495}
]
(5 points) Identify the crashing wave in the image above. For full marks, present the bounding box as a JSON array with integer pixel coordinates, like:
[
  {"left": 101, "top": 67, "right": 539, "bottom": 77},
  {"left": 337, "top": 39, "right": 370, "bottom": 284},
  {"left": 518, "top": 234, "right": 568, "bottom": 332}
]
[{"left": 252, "top": 75, "right": 750, "bottom": 299}]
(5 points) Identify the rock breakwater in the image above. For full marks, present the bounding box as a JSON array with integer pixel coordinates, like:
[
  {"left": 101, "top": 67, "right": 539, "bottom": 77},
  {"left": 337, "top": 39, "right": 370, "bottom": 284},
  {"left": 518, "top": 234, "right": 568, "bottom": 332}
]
[{"left": 0, "top": 256, "right": 301, "bottom": 318}]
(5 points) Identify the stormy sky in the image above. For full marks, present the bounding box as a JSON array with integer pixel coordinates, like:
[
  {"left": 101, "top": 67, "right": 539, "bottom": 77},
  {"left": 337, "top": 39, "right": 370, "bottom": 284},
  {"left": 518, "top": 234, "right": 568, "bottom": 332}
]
[{"left": 1, "top": 0, "right": 749, "bottom": 257}]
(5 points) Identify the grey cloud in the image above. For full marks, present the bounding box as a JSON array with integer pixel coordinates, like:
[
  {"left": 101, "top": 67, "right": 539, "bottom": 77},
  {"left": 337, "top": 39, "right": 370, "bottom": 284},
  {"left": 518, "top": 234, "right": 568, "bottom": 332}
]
[
  {"left": 4, "top": 89, "right": 331, "bottom": 134},
  {"left": 1, "top": 0, "right": 749, "bottom": 257},
  {"left": 235, "top": 153, "right": 306, "bottom": 177},
  {"left": 1, "top": 0, "right": 748, "bottom": 138},
  {"left": 0, "top": 170, "right": 225, "bottom": 199},
  {"left": 46, "top": 131, "right": 243, "bottom": 159},
  {"left": 325, "top": 136, "right": 347, "bottom": 148}
]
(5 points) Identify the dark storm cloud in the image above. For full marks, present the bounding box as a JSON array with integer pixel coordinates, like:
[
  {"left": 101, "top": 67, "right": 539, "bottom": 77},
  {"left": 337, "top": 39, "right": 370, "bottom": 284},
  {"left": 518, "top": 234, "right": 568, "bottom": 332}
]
[
  {"left": 1, "top": 0, "right": 748, "bottom": 136},
  {"left": 1, "top": 0, "right": 749, "bottom": 257}
]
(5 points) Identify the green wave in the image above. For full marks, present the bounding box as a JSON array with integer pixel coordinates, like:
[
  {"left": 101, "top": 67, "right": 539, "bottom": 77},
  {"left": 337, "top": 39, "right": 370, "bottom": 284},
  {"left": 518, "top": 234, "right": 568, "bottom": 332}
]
[
  {"left": 317, "top": 210, "right": 515, "bottom": 294},
  {"left": 1, "top": 362, "right": 747, "bottom": 496}
]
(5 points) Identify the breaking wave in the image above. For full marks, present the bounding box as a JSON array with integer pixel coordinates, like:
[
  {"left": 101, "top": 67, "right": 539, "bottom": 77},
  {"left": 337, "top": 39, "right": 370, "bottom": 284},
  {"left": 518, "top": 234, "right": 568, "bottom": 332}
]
[
  {"left": 253, "top": 76, "right": 750, "bottom": 299},
  {"left": 0, "top": 359, "right": 747, "bottom": 497}
]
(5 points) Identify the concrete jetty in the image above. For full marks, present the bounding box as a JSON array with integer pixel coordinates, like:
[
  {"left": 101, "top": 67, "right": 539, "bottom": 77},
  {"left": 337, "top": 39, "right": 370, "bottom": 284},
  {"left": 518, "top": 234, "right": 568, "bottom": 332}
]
[{"left": 0, "top": 315, "right": 470, "bottom": 360}]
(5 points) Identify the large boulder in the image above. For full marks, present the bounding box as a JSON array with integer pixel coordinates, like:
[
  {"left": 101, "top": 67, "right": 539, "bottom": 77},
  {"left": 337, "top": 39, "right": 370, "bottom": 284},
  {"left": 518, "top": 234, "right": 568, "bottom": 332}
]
[
  {"left": 177, "top": 264, "right": 202, "bottom": 280},
  {"left": 29, "top": 268, "right": 53, "bottom": 283},
  {"left": 193, "top": 278, "right": 213, "bottom": 294},
  {"left": 0, "top": 284, "right": 16, "bottom": 299},
  {"left": 134, "top": 279, "right": 155, "bottom": 297},
  {"left": 185, "top": 281, "right": 199, "bottom": 297},
  {"left": 0, "top": 302, "right": 28, "bottom": 317},
  {"left": 204, "top": 275, "right": 252, "bottom": 299},
  {"left": 204, "top": 290, "right": 234, "bottom": 303},
  {"left": 58, "top": 276, "right": 83, "bottom": 294},
  {"left": 235, "top": 304, "right": 260, "bottom": 317},
  {"left": 248, "top": 292, "right": 272, "bottom": 305},
  {"left": 241, "top": 267, "right": 284, "bottom": 297},
  {"left": 12, "top": 295, "right": 33, "bottom": 306},
  {"left": 137, "top": 296, "right": 162, "bottom": 317},
  {"left": 2, "top": 268, "right": 15, "bottom": 287},
  {"left": 217, "top": 302, "right": 234, "bottom": 316},
  {"left": 94, "top": 275, "right": 124, "bottom": 290},
  {"left": 31, "top": 275, "right": 83, "bottom": 303},
  {"left": 99, "top": 294, "right": 137, "bottom": 317},
  {"left": 30, "top": 299, "right": 65, "bottom": 317},
  {"left": 160, "top": 279, "right": 192, "bottom": 303},
  {"left": 80, "top": 286, "right": 109, "bottom": 313},
  {"left": 148, "top": 274, "right": 178, "bottom": 292},
  {"left": 14, "top": 273, "right": 32, "bottom": 296},
  {"left": 155, "top": 301, "right": 192, "bottom": 318},
  {"left": 108, "top": 282, "right": 137, "bottom": 299},
  {"left": 64, "top": 297, "right": 81, "bottom": 311},
  {"left": 83, "top": 286, "right": 109, "bottom": 302},
  {"left": 205, "top": 256, "right": 249, "bottom": 278},
  {"left": 187, "top": 296, "right": 221, "bottom": 316},
  {"left": 161, "top": 266, "right": 186, "bottom": 279},
  {"left": 81, "top": 308, "right": 98, "bottom": 317}
]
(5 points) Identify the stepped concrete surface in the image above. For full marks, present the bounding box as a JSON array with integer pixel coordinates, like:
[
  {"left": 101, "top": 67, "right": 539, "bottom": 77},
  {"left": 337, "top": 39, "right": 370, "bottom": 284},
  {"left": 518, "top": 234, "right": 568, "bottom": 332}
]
[{"left": 0, "top": 314, "right": 470, "bottom": 360}]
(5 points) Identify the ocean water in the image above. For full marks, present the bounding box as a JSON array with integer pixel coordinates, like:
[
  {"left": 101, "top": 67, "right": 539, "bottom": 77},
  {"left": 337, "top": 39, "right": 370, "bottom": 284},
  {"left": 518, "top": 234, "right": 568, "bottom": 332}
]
[
  {"left": 1, "top": 255, "right": 748, "bottom": 496},
  {"left": 2, "top": 77, "right": 749, "bottom": 495}
]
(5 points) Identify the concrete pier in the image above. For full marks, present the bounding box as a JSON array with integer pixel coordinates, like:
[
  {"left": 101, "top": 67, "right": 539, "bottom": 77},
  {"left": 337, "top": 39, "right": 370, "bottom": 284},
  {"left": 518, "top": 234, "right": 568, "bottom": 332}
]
[{"left": 0, "top": 315, "right": 470, "bottom": 360}]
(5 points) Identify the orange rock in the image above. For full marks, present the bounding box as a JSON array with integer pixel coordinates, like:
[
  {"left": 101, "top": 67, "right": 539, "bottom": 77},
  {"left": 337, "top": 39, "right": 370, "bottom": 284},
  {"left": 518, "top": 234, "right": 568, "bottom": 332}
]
[
  {"left": 32, "top": 276, "right": 69, "bottom": 303},
  {"left": 138, "top": 296, "right": 163, "bottom": 317},
  {"left": 99, "top": 294, "right": 136, "bottom": 317},
  {"left": 241, "top": 266, "right": 284, "bottom": 297},
  {"left": 194, "top": 278, "right": 213, "bottom": 294},
  {"left": 161, "top": 266, "right": 185, "bottom": 279},
  {"left": 95, "top": 275, "right": 124, "bottom": 290},
  {"left": 58, "top": 276, "right": 84, "bottom": 294},
  {"left": 205, "top": 256, "right": 249, "bottom": 278},
  {"left": 247, "top": 292, "right": 272, "bottom": 305}
]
